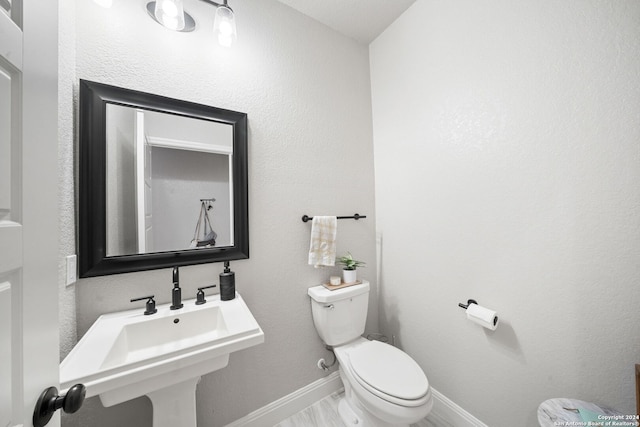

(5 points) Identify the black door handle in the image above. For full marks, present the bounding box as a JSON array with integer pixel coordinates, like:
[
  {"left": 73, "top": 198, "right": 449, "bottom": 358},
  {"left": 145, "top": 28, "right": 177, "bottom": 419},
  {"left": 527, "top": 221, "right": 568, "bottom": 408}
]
[{"left": 33, "top": 383, "right": 86, "bottom": 427}]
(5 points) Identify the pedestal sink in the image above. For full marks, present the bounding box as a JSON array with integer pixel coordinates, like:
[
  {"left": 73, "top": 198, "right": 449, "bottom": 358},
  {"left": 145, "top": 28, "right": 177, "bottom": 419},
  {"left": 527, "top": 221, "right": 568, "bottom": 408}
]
[{"left": 60, "top": 293, "right": 264, "bottom": 427}]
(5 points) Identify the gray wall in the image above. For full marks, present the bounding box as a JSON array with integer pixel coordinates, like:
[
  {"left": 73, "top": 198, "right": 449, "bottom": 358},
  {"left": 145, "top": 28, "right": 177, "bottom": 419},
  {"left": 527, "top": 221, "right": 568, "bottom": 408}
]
[
  {"left": 59, "top": 0, "right": 377, "bottom": 426},
  {"left": 371, "top": 0, "right": 640, "bottom": 425},
  {"left": 151, "top": 147, "right": 231, "bottom": 251}
]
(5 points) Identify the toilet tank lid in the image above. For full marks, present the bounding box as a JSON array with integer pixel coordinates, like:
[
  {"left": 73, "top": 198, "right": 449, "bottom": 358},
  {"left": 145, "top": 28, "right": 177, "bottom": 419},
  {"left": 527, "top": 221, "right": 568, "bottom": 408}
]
[{"left": 307, "top": 281, "right": 370, "bottom": 303}]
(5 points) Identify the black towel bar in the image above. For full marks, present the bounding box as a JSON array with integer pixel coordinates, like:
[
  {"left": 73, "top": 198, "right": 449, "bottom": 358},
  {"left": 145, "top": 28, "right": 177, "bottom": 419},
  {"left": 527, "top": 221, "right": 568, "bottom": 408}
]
[{"left": 301, "top": 213, "right": 366, "bottom": 223}]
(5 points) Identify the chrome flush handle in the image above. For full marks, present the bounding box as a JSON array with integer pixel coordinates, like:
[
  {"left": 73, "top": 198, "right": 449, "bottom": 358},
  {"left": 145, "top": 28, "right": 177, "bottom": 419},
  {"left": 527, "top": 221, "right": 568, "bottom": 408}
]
[{"left": 324, "top": 304, "right": 334, "bottom": 310}]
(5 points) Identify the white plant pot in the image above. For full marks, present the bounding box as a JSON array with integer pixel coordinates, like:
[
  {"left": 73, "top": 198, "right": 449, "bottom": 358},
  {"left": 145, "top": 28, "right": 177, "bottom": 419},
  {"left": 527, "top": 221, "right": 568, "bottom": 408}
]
[{"left": 342, "top": 269, "right": 357, "bottom": 284}]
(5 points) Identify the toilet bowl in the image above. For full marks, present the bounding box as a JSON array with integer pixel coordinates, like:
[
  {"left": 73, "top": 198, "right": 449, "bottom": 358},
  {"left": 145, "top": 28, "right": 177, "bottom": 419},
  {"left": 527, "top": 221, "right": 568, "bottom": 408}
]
[
  {"left": 335, "top": 338, "right": 433, "bottom": 426},
  {"left": 308, "top": 282, "right": 433, "bottom": 427}
]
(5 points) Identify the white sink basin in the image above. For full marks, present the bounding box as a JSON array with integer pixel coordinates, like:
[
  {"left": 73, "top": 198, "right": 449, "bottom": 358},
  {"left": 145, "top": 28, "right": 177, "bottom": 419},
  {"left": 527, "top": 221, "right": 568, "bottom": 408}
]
[
  {"left": 100, "top": 301, "right": 228, "bottom": 370},
  {"left": 60, "top": 293, "right": 263, "bottom": 427}
]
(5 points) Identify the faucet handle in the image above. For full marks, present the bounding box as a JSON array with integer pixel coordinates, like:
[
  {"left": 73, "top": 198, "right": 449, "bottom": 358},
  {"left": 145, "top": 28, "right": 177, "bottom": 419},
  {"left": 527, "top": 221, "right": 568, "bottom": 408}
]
[
  {"left": 195, "top": 284, "right": 218, "bottom": 305},
  {"left": 130, "top": 295, "right": 157, "bottom": 315}
]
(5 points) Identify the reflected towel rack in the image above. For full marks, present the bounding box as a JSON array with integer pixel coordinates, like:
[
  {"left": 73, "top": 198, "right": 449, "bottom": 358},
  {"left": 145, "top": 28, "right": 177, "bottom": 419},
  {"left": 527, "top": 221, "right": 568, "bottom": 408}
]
[{"left": 301, "top": 213, "right": 366, "bottom": 223}]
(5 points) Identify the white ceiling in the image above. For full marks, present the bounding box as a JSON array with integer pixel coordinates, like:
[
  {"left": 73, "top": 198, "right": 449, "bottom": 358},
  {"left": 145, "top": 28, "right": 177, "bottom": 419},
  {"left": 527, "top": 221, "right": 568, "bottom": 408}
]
[{"left": 275, "top": 0, "right": 417, "bottom": 45}]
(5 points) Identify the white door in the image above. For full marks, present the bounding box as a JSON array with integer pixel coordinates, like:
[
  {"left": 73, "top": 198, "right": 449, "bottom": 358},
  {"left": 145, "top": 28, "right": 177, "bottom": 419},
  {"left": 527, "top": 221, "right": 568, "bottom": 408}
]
[
  {"left": 134, "top": 110, "right": 154, "bottom": 252},
  {"left": 144, "top": 136, "right": 154, "bottom": 251},
  {"left": 0, "top": 1, "right": 60, "bottom": 427}
]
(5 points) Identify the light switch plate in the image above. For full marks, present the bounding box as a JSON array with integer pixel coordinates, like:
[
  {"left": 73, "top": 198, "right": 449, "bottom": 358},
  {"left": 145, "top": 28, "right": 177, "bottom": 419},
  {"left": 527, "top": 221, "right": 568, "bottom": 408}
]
[{"left": 66, "top": 254, "right": 77, "bottom": 286}]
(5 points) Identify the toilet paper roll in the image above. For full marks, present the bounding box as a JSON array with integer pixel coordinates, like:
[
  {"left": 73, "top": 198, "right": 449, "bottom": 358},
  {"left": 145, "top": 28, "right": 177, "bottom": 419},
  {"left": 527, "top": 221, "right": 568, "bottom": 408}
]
[{"left": 466, "top": 303, "right": 499, "bottom": 331}]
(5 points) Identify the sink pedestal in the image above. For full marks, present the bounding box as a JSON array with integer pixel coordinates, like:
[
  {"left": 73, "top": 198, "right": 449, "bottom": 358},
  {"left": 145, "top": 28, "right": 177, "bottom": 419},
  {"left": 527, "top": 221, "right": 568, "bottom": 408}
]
[
  {"left": 147, "top": 377, "right": 200, "bottom": 427},
  {"left": 99, "top": 355, "right": 230, "bottom": 427}
]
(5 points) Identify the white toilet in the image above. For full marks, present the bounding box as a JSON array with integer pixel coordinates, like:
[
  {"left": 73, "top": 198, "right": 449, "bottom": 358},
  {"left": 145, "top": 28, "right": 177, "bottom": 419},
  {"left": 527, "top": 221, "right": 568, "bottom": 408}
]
[{"left": 308, "top": 281, "right": 433, "bottom": 427}]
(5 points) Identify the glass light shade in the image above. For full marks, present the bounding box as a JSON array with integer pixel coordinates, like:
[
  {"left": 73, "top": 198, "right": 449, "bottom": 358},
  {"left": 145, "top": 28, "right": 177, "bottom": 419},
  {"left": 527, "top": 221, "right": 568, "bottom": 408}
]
[
  {"left": 214, "top": 6, "right": 237, "bottom": 47},
  {"left": 154, "top": 0, "right": 186, "bottom": 31}
]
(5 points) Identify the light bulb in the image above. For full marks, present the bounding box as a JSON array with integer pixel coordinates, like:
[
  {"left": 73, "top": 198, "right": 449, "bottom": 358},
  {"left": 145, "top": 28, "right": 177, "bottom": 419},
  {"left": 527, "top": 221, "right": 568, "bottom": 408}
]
[
  {"left": 161, "top": 1, "right": 177, "bottom": 17},
  {"left": 213, "top": 5, "right": 237, "bottom": 47},
  {"left": 154, "top": 0, "right": 186, "bottom": 31},
  {"left": 219, "top": 21, "right": 233, "bottom": 36}
]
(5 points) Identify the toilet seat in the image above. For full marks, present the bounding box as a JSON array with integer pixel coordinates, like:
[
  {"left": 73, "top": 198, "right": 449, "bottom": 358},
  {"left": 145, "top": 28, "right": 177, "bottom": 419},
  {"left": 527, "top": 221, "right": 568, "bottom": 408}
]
[{"left": 344, "top": 340, "right": 430, "bottom": 407}]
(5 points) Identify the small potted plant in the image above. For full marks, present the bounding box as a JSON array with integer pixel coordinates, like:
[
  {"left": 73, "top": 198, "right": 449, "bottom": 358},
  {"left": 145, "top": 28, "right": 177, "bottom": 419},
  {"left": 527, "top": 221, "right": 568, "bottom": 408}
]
[{"left": 338, "top": 252, "right": 365, "bottom": 284}]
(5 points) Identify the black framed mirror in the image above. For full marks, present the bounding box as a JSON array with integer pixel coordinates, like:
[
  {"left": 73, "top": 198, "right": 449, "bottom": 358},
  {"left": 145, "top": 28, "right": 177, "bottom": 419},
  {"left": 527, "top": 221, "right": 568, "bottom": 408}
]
[{"left": 79, "top": 80, "right": 249, "bottom": 277}]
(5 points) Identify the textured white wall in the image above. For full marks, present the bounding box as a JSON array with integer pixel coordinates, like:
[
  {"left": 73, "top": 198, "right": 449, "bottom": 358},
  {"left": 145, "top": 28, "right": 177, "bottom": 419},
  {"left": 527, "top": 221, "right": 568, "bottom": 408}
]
[
  {"left": 59, "top": 0, "right": 377, "bottom": 426},
  {"left": 371, "top": 1, "right": 640, "bottom": 425},
  {"left": 58, "top": 0, "right": 77, "bottom": 359}
]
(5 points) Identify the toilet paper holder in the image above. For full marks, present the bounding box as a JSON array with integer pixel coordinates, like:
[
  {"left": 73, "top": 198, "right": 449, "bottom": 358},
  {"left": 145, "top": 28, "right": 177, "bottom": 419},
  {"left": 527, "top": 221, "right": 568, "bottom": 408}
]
[
  {"left": 458, "top": 299, "right": 478, "bottom": 310},
  {"left": 458, "top": 299, "right": 499, "bottom": 330}
]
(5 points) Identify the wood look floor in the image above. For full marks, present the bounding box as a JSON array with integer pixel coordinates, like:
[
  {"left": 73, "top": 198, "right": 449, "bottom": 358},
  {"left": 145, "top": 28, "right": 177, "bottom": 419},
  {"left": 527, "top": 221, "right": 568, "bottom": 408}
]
[{"left": 274, "top": 391, "right": 447, "bottom": 427}]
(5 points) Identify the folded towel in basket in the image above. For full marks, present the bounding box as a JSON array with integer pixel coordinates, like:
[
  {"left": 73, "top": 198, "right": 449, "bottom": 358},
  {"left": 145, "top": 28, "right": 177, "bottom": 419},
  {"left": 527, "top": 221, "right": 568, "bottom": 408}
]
[{"left": 308, "top": 216, "right": 337, "bottom": 268}]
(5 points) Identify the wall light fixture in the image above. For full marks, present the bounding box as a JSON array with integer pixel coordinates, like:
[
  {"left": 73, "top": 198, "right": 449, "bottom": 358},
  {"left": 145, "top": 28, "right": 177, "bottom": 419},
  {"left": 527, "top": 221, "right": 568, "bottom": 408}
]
[{"left": 146, "top": 0, "right": 237, "bottom": 47}]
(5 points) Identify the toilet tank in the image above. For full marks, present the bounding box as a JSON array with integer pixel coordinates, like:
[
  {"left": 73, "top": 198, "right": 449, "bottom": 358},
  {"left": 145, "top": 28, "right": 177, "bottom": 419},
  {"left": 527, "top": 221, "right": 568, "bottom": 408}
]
[{"left": 308, "top": 281, "right": 369, "bottom": 346}]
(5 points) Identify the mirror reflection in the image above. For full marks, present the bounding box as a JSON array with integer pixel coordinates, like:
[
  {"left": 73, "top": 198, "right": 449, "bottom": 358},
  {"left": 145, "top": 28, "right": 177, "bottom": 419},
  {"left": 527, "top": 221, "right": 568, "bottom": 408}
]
[
  {"left": 78, "top": 79, "right": 249, "bottom": 278},
  {"left": 105, "top": 105, "right": 234, "bottom": 256}
]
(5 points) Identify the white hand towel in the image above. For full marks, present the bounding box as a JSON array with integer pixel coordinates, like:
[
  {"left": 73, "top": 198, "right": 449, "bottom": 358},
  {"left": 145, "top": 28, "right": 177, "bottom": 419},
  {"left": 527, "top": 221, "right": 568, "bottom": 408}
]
[{"left": 308, "top": 216, "right": 337, "bottom": 268}]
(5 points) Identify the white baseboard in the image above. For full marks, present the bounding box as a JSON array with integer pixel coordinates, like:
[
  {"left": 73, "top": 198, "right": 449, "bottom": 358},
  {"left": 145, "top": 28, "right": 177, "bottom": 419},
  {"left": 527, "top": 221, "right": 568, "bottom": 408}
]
[
  {"left": 224, "top": 371, "right": 343, "bottom": 427},
  {"left": 224, "top": 372, "right": 487, "bottom": 427},
  {"left": 430, "top": 388, "right": 489, "bottom": 427}
]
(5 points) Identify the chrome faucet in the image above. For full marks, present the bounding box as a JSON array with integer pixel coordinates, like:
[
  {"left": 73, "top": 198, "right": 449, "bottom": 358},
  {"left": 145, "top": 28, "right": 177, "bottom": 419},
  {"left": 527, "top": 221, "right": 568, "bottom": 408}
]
[{"left": 170, "top": 266, "right": 183, "bottom": 310}]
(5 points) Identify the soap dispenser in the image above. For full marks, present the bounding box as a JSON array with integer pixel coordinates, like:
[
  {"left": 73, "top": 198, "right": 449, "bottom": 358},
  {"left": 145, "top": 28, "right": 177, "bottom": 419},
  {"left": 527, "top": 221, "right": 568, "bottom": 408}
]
[{"left": 219, "top": 261, "right": 235, "bottom": 301}]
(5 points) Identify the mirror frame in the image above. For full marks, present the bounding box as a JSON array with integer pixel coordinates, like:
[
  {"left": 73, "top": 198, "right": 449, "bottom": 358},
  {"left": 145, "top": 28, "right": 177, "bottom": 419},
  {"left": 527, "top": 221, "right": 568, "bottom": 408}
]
[{"left": 78, "top": 79, "right": 249, "bottom": 277}]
